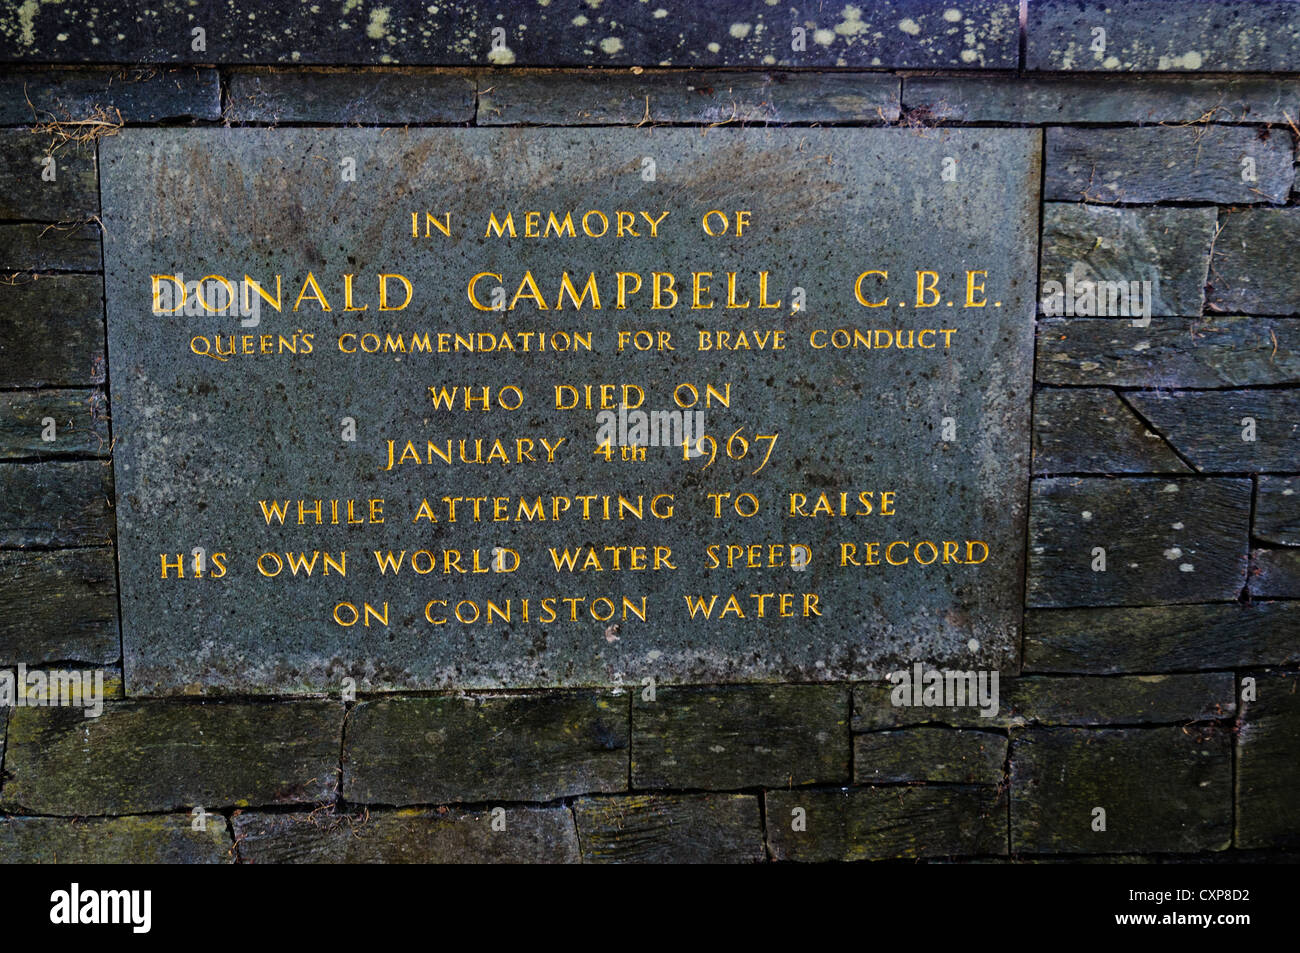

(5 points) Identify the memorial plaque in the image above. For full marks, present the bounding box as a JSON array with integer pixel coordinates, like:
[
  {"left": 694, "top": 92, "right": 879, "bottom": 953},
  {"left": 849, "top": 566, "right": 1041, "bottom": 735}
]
[{"left": 101, "top": 128, "right": 1040, "bottom": 695}]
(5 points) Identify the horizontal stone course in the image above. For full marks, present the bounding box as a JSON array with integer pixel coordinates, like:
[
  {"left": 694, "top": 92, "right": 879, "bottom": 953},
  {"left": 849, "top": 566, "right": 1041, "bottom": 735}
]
[
  {"left": 1025, "top": 602, "right": 1300, "bottom": 673},
  {"left": 0, "top": 67, "right": 219, "bottom": 124},
  {"left": 0, "top": 700, "right": 341, "bottom": 815},
  {"left": 0, "top": 222, "right": 100, "bottom": 271},
  {"left": 342, "top": 692, "right": 629, "bottom": 805},
  {"left": 1045, "top": 126, "right": 1294, "bottom": 205},
  {"left": 853, "top": 728, "right": 1006, "bottom": 784},
  {"left": 631, "top": 684, "right": 849, "bottom": 790},
  {"left": 0, "top": 814, "right": 231, "bottom": 863},
  {"left": 0, "top": 389, "right": 109, "bottom": 458},
  {"left": 1126, "top": 390, "right": 1300, "bottom": 472},
  {"left": 0, "top": 133, "right": 97, "bottom": 220},
  {"left": 479, "top": 70, "right": 900, "bottom": 124},
  {"left": 1027, "top": 477, "right": 1252, "bottom": 607},
  {"left": 1011, "top": 726, "right": 1233, "bottom": 854},
  {"left": 233, "top": 806, "right": 579, "bottom": 863},
  {"left": 1027, "top": 0, "right": 1300, "bottom": 72},
  {"left": 766, "top": 786, "right": 1007, "bottom": 861},
  {"left": 0, "top": 460, "right": 113, "bottom": 548},
  {"left": 0, "top": 547, "right": 119, "bottom": 664},
  {"left": 1036, "top": 317, "right": 1300, "bottom": 388},
  {"left": 0, "top": 275, "right": 105, "bottom": 387},
  {"left": 1236, "top": 671, "right": 1300, "bottom": 849},
  {"left": 225, "top": 68, "right": 475, "bottom": 124},
  {"left": 1032, "top": 389, "right": 1189, "bottom": 474},
  {"left": 573, "top": 794, "right": 764, "bottom": 863}
]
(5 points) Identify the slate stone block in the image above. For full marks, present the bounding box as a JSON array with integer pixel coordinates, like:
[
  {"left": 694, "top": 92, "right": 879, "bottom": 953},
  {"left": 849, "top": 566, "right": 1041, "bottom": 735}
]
[
  {"left": 1027, "top": 0, "right": 1300, "bottom": 72},
  {"left": 1253, "top": 549, "right": 1300, "bottom": 598},
  {"left": 1010, "top": 726, "right": 1232, "bottom": 854},
  {"left": 1126, "top": 391, "right": 1300, "bottom": 473},
  {"left": 0, "top": 67, "right": 219, "bottom": 124},
  {"left": 0, "top": 547, "right": 119, "bottom": 664},
  {"left": 766, "top": 786, "right": 1007, "bottom": 861},
  {"left": 1040, "top": 204, "right": 1215, "bottom": 317},
  {"left": 0, "top": 275, "right": 105, "bottom": 387},
  {"left": 0, "top": 814, "right": 231, "bottom": 863},
  {"left": 1209, "top": 209, "right": 1300, "bottom": 315},
  {"left": 0, "top": 389, "right": 110, "bottom": 458},
  {"left": 1236, "top": 671, "right": 1300, "bottom": 848},
  {"left": 1032, "top": 389, "right": 1189, "bottom": 474},
  {"left": 1006, "top": 673, "right": 1235, "bottom": 726},
  {"left": 0, "top": 460, "right": 114, "bottom": 547},
  {"left": 480, "top": 70, "right": 901, "bottom": 124},
  {"left": 0, "top": 700, "right": 342, "bottom": 815},
  {"left": 343, "top": 692, "right": 629, "bottom": 805},
  {"left": 0, "top": 132, "right": 97, "bottom": 220},
  {"left": 1027, "top": 478, "right": 1252, "bottom": 607},
  {"left": 631, "top": 684, "right": 849, "bottom": 790},
  {"left": 572, "top": 794, "right": 764, "bottom": 863},
  {"left": 0, "top": 222, "right": 100, "bottom": 271},
  {"left": 1037, "top": 317, "right": 1300, "bottom": 388},
  {"left": 233, "top": 806, "right": 579, "bottom": 863},
  {"left": 1025, "top": 602, "right": 1300, "bottom": 674},
  {"left": 1255, "top": 476, "right": 1300, "bottom": 546},
  {"left": 225, "top": 68, "right": 475, "bottom": 123},
  {"left": 1045, "top": 126, "right": 1293, "bottom": 205},
  {"left": 853, "top": 727, "right": 1006, "bottom": 784}
]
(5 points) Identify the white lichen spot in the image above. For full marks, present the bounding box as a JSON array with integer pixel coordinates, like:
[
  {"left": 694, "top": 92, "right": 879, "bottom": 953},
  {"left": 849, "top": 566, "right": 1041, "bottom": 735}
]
[
  {"left": 730, "top": 22, "right": 751, "bottom": 39},
  {"left": 835, "top": 5, "right": 869, "bottom": 37},
  {"left": 366, "top": 6, "right": 391, "bottom": 40},
  {"left": 1164, "top": 547, "right": 1182, "bottom": 560},
  {"left": 1082, "top": 510, "right": 1092, "bottom": 521},
  {"left": 600, "top": 36, "right": 623, "bottom": 54},
  {"left": 898, "top": 17, "right": 921, "bottom": 36},
  {"left": 1179, "top": 563, "right": 1195, "bottom": 572},
  {"left": 1164, "top": 484, "right": 1179, "bottom": 493},
  {"left": 813, "top": 28, "right": 835, "bottom": 46},
  {"left": 960, "top": 48, "right": 978, "bottom": 63},
  {"left": 943, "top": 8, "right": 963, "bottom": 22},
  {"left": 652, "top": 7, "right": 667, "bottom": 17},
  {"left": 572, "top": 14, "right": 588, "bottom": 26},
  {"left": 967, "top": 639, "right": 980, "bottom": 652},
  {"left": 1102, "top": 55, "right": 1120, "bottom": 68},
  {"left": 706, "top": 40, "right": 720, "bottom": 52},
  {"left": 488, "top": 44, "right": 516, "bottom": 64},
  {"left": 1157, "top": 50, "right": 1204, "bottom": 70},
  {"left": 1172, "top": 521, "right": 1185, "bottom": 530},
  {"left": 762, "top": 53, "right": 776, "bottom": 64}
]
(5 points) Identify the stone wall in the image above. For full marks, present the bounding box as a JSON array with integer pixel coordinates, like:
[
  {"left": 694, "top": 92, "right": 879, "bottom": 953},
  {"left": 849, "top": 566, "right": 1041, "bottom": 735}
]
[{"left": 0, "top": 1, "right": 1297, "bottom": 862}]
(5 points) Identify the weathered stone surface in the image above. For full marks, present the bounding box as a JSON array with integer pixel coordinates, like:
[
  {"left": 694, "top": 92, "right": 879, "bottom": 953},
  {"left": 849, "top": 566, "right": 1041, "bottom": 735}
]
[
  {"left": 1045, "top": 126, "right": 1293, "bottom": 205},
  {"left": 102, "top": 126, "right": 1040, "bottom": 694},
  {"left": 0, "top": 67, "right": 219, "bottom": 124},
  {"left": 573, "top": 794, "right": 763, "bottom": 863},
  {"left": 766, "top": 786, "right": 1007, "bottom": 861},
  {"left": 1010, "top": 727, "right": 1232, "bottom": 854},
  {"left": 1032, "top": 389, "right": 1189, "bottom": 475},
  {"left": 480, "top": 70, "right": 900, "bottom": 125},
  {"left": 1037, "top": 317, "right": 1300, "bottom": 388},
  {"left": 853, "top": 680, "right": 1017, "bottom": 730},
  {"left": 1025, "top": 602, "right": 1300, "bottom": 674},
  {"left": 1007, "top": 674, "right": 1235, "bottom": 726},
  {"left": 0, "top": 1, "right": 1020, "bottom": 69},
  {"left": 0, "top": 460, "right": 113, "bottom": 547},
  {"left": 0, "top": 814, "right": 230, "bottom": 863},
  {"left": 632, "top": 685, "right": 848, "bottom": 790},
  {"left": 905, "top": 75, "right": 1300, "bottom": 123},
  {"left": 1027, "top": 0, "right": 1300, "bottom": 72},
  {"left": 0, "top": 548, "right": 119, "bottom": 664},
  {"left": 0, "top": 700, "right": 341, "bottom": 815},
  {"left": 1209, "top": 209, "right": 1300, "bottom": 315},
  {"left": 233, "top": 806, "right": 579, "bottom": 863},
  {"left": 1236, "top": 671, "right": 1300, "bottom": 849},
  {"left": 854, "top": 728, "right": 1006, "bottom": 784},
  {"left": 0, "top": 275, "right": 104, "bottom": 387},
  {"left": 0, "top": 222, "right": 100, "bottom": 271},
  {"left": 1254, "top": 549, "right": 1300, "bottom": 598},
  {"left": 0, "top": 132, "right": 97, "bottom": 220},
  {"left": 1040, "top": 204, "right": 1215, "bottom": 317},
  {"left": 1256, "top": 476, "right": 1300, "bottom": 546},
  {"left": 1126, "top": 391, "right": 1300, "bottom": 473},
  {"left": 226, "top": 68, "right": 474, "bottom": 123},
  {"left": 343, "top": 692, "right": 628, "bottom": 805},
  {"left": 1027, "top": 478, "right": 1252, "bottom": 607},
  {"left": 0, "top": 389, "right": 109, "bottom": 458}
]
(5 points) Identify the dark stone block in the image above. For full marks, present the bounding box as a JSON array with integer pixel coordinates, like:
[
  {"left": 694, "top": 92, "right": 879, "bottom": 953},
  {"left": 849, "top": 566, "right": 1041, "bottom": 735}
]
[
  {"left": 1006, "top": 673, "right": 1235, "bottom": 726},
  {"left": 1027, "top": 478, "right": 1252, "bottom": 607},
  {"left": 480, "top": 70, "right": 901, "bottom": 124},
  {"left": 233, "top": 806, "right": 579, "bottom": 863},
  {"left": 225, "top": 68, "right": 475, "bottom": 123},
  {"left": 0, "top": 275, "right": 104, "bottom": 387},
  {"left": 0, "top": 700, "right": 342, "bottom": 815},
  {"left": 1045, "top": 126, "right": 1293, "bottom": 205},
  {"left": 1027, "top": 0, "right": 1300, "bottom": 72},
  {"left": 1236, "top": 671, "right": 1300, "bottom": 849},
  {"left": 1254, "top": 549, "right": 1300, "bottom": 598},
  {"left": 0, "top": 814, "right": 231, "bottom": 863},
  {"left": 852, "top": 680, "right": 1017, "bottom": 730},
  {"left": 342, "top": 692, "right": 629, "bottom": 805},
  {"left": 1032, "top": 389, "right": 1189, "bottom": 475},
  {"left": 1255, "top": 476, "right": 1300, "bottom": 546},
  {"left": 853, "top": 727, "right": 1006, "bottom": 784},
  {"left": 0, "top": 389, "right": 110, "bottom": 458},
  {"left": 0, "top": 547, "right": 119, "bottom": 664},
  {"left": 632, "top": 684, "right": 849, "bottom": 790},
  {"left": 1037, "top": 317, "right": 1300, "bottom": 388},
  {"left": 766, "top": 785, "right": 1007, "bottom": 861},
  {"left": 1025, "top": 602, "right": 1300, "bottom": 674},
  {"left": 0, "top": 222, "right": 100, "bottom": 271},
  {"left": 0, "top": 460, "right": 114, "bottom": 547},
  {"left": 573, "top": 794, "right": 763, "bottom": 863},
  {"left": 0, "top": 132, "right": 96, "bottom": 220},
  {"left": 1209, "top": 209, "right": 1300, "bottom": 315},
  {"left": 0, "top": 67, "right": 219, "bottom": 124},
  {"left": 1011, "top": 726, "right": 1232, "bottom": 854},
  {"left": 1126, "top": 391, "right": 1300, "bottom": 473},
  {"left": 1040, "top": 204, "right": 1215, "bottom": 317}
]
